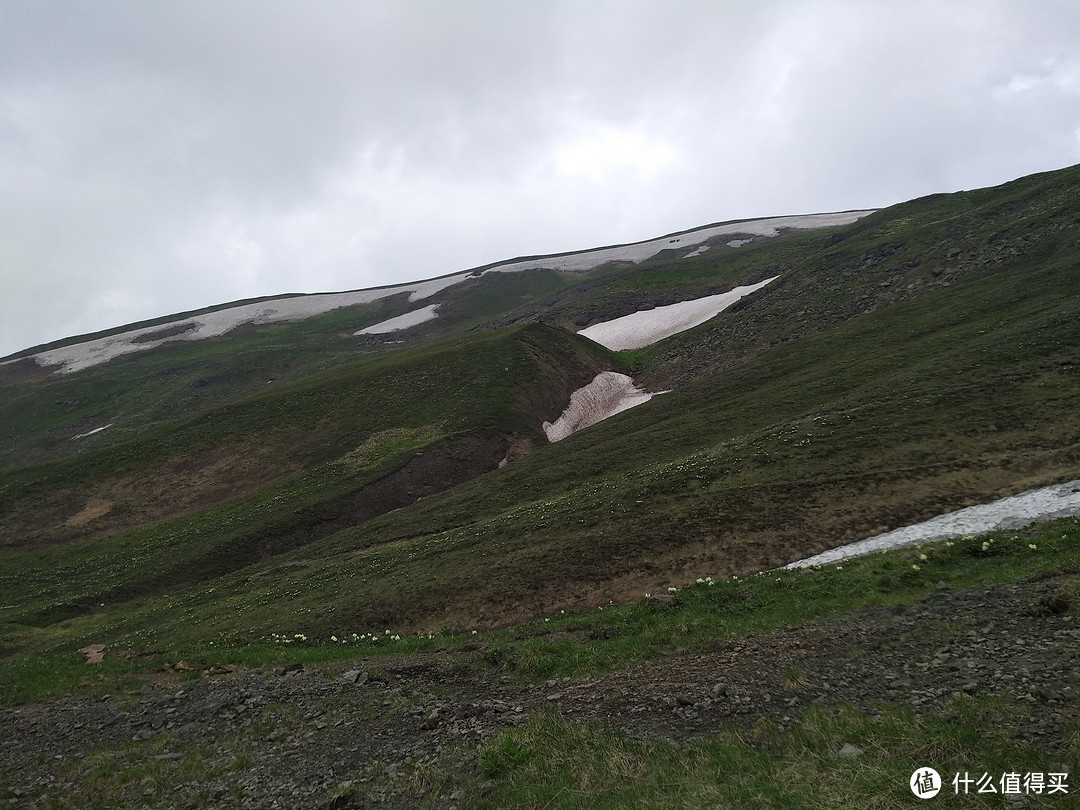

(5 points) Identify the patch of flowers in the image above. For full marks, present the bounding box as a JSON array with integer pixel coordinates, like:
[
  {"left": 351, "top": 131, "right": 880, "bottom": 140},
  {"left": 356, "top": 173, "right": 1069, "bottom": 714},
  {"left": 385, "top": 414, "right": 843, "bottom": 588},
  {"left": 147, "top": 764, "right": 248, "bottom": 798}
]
[{"left": 268, "top": 630, "right": 421, "bottom": 647}]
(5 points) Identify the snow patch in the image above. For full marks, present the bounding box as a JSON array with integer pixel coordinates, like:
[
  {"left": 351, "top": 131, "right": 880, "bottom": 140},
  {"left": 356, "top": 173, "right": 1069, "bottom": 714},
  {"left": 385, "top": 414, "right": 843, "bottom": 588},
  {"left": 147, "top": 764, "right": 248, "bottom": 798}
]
[
  {"left": 683, "top": 245, "right": 710, "bottom": 258},
  {"left": 404, "top": 275, "right": 472, "bottom": 302},
  {"left": 72, "top": 423, "right": 114, "bottom": 440},
  {"left": 727, "top": 239, "right": 753, "bottom": 248},
  {"left": 543, "top": 372, "right": 656, "bottom": 442},
  {"left": 785, "top": 479, "right": 1080, "bottom": 568},
  {"left": 579, "top": 277, "right": 777, "bottom": 351},
  {"left": 355, "top": 304, "right": 440, "bottom": 335}
]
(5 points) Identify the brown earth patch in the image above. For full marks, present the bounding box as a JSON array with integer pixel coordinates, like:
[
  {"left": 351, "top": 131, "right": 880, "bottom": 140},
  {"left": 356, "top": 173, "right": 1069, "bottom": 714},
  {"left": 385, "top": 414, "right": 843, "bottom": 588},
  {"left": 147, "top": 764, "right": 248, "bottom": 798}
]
[
  {"left": 258, "top": 433, "right": 512, "bottom": 557},
  {"left": 2, "top": 442, "right": 300, "bottom": 553},
  {"left": 129, "top": 322, "right": 199, "bottom": 344},
  {"left": 92, "top": 445, "right": 299, "bottom": 535},
  {"left": 0, "top": 356, "right": 51, "bottom": 385},
  {"left": 76, "top": 644, "right": 106, "bottom": 664},
  {"left": 64, "top": 498, "right": 114, "bottom": 527}
]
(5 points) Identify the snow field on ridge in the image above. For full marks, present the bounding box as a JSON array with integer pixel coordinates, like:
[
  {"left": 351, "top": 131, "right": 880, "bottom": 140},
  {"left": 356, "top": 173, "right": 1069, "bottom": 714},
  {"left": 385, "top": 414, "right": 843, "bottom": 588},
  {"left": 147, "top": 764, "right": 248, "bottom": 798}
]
[
  {"left": 27, "top": 274, "right": 470, "bottom": 374},
  {"left": 17, "top": 209, "right": 874, "bottom": 374},
  {"left": 482, "top": 210, "right": 875, "bottom": 275}
]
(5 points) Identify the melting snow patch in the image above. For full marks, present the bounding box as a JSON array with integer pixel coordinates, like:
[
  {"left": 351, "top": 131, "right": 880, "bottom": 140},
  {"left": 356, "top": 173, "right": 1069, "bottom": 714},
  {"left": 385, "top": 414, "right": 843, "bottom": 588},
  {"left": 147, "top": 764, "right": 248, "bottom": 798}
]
[
  {"left": 355, "top": 304, "right": 440, "bottom": 335},
  {"left": 683, "top": 245, "right": 710, "bottom": 258},
  {"left": 543, "top": 372, "right": 656, "bottom": 442},
  {"left": 579, "top": 277, "right": 777, "bottom": 351},
  {"left": 785, "top": 479, "right": 1080, "bottom": 568},
  {"left": 727, "top": 239, "right": 753, "bottom": 248}
]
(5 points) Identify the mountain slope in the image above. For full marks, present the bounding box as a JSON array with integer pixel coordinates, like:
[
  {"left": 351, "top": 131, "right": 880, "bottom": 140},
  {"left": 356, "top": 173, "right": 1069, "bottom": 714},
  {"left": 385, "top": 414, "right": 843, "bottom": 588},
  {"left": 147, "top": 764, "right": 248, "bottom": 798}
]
[
  {"left": 639, "top": 162, "right": 1080, "bottom": 387},
  {"left": 118, "top": 248, "right": 1074, "bottom": 637},
  {"left": 0, "top": 164, "right": 1078, "bottom": 649}
]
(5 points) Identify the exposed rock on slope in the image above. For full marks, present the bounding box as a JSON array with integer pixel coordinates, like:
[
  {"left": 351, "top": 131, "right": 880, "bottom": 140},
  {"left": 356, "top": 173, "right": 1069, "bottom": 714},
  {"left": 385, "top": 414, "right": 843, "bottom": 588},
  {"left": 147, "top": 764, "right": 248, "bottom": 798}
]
[{"left": 2, "top": 572, "right": 1075, "bottom": 808}]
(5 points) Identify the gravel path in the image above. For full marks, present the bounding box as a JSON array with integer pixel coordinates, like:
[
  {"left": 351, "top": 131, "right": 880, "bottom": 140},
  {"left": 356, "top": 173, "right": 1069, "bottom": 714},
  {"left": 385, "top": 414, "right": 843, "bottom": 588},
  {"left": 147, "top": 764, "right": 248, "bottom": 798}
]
[{"left": 2, "top": 573, "right": 1076, "bottom": 808}]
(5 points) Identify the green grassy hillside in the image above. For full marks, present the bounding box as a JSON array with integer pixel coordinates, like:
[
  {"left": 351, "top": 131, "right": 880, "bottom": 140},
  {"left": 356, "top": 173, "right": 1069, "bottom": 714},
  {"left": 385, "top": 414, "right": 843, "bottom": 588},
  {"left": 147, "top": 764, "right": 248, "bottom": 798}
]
[
  {"left": 0, "top": 272, "right": 573, "bottom": 470},
  {"left": 0, "top": 163, "right": 1078, "bottom": 667},
  {"left": 0, "top": 324, "right": 619, "bottom": 621},
  {"left": 73, "top": 246, "right": 1072, "bottom": 642}
]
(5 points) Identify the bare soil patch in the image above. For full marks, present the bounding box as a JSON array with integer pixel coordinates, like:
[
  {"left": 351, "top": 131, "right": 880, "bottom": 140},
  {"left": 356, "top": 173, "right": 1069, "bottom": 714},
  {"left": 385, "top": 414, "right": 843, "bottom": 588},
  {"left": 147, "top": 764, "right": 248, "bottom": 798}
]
[
  {"left": 258, "top": 434, "right": 510, "bottom": 557},
  {"left": 63, "top": 498, "right": 114, "bottom": 528}
]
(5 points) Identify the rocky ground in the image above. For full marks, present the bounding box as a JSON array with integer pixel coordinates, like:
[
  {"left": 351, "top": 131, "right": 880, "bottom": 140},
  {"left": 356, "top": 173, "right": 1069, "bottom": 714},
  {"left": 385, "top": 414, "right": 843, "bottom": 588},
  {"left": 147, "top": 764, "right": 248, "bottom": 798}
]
[{"left": 2, "top": 574, "right": 1077, "bottom": 808}]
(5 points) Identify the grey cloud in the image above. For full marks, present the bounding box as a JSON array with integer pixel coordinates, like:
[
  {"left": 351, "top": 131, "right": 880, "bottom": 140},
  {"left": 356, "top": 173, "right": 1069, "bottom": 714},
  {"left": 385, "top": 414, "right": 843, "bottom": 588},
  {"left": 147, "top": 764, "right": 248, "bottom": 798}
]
[{"left": 1, "top": 0, "right": 1078, "bottom": 357}]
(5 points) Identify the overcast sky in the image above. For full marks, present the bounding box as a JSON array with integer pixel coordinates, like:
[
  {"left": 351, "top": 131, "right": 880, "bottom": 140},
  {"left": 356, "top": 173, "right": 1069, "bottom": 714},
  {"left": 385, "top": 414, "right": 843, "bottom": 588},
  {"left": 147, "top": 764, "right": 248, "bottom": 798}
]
[{"left": 2, "top": 0, "right": 1079, "bottom": 358}]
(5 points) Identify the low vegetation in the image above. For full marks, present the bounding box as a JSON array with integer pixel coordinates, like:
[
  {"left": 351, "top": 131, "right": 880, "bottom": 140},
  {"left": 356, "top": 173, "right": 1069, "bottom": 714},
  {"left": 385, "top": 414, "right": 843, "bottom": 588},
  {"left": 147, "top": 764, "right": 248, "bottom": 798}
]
[
  {"left": 2, "top": 520, "right": 1077, "bottom": 807},
  {"left": 1, "top": 164, "right": 1079, "bottom": 806}
]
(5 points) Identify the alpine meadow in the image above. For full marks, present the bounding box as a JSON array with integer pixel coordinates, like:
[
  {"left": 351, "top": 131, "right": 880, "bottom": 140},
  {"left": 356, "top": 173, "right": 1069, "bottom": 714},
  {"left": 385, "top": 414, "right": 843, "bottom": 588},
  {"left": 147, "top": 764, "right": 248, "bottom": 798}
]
[{"left": 2, "top": 164, "right": 1079, "bottom": 809}]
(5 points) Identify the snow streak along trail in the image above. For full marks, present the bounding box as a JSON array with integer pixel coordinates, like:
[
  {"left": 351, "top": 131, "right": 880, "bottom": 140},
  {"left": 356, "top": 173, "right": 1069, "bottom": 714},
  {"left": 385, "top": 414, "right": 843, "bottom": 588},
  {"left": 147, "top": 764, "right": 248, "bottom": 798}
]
[{"left": 786, "top": 479, "right": 1080, "bottom": 568}]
